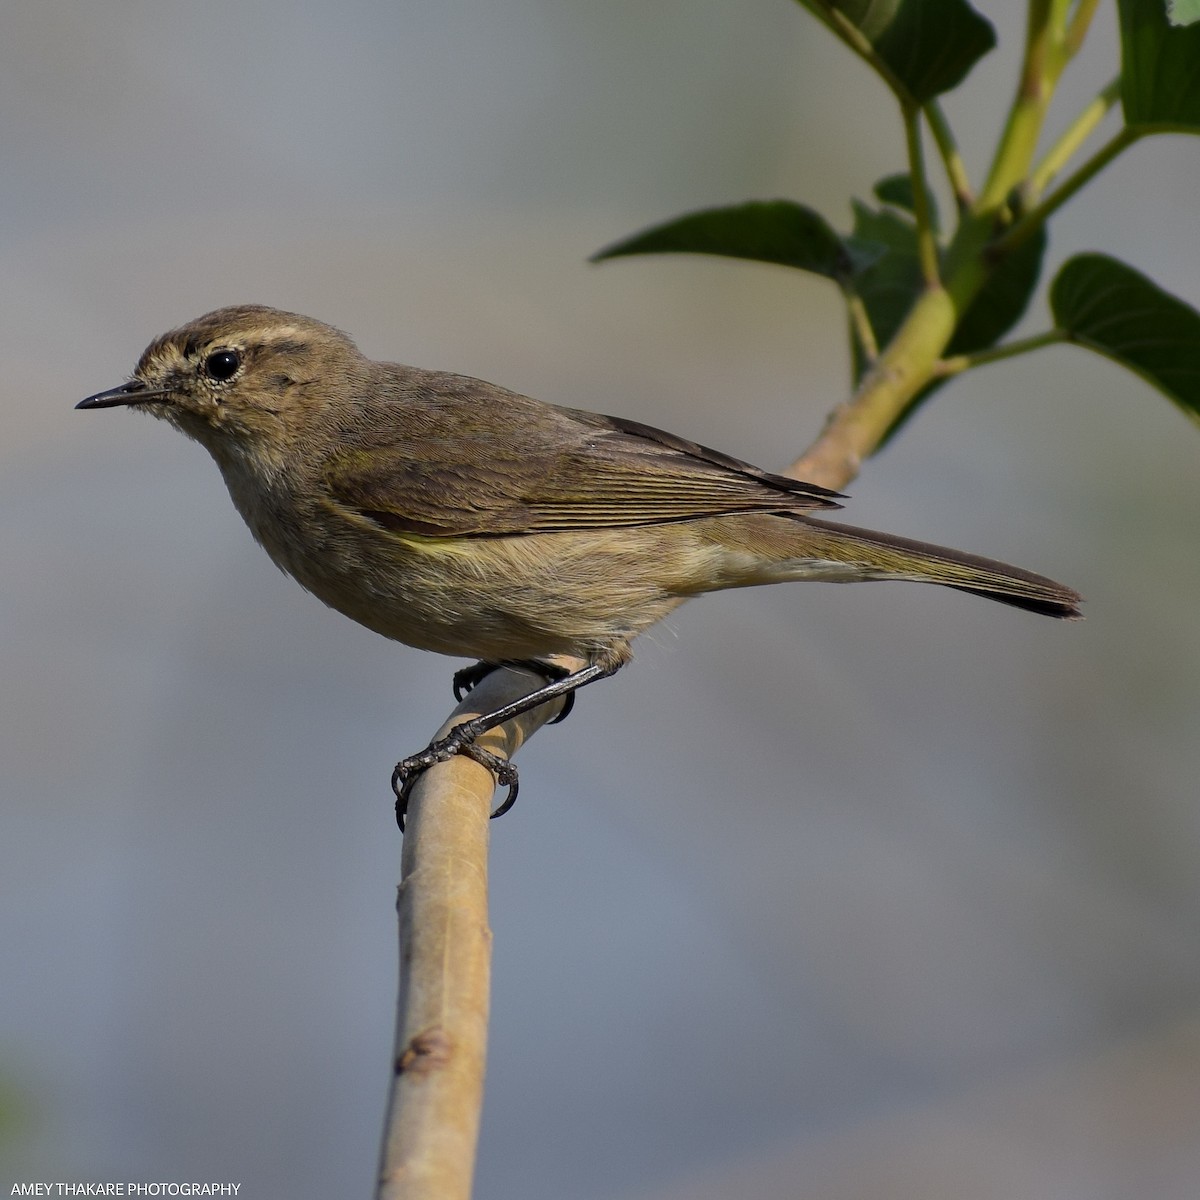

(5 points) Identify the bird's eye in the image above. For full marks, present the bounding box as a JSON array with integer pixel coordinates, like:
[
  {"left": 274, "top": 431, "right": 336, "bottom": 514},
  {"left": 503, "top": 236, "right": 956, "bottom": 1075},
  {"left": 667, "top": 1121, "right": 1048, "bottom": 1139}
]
[{"left": 204, "top": 349, "right": 241, "bottom": 382}]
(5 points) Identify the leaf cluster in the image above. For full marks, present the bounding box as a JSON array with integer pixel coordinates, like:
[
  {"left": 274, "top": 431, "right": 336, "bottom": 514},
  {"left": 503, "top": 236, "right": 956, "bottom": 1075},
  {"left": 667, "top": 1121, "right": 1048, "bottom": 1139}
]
[{"left": 593, "top": 0, "right": 1200, "bottom": 444}]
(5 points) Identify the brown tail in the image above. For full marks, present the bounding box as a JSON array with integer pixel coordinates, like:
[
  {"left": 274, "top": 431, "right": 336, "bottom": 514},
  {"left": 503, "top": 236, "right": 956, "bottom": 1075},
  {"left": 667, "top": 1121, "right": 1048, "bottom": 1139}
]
[{"left": 790, "top": 517, "right": 1083, "bottom": 619}]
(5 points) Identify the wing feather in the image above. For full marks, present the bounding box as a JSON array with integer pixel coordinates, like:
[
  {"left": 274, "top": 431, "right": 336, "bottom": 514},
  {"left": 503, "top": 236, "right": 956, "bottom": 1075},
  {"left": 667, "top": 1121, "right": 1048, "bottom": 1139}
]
[{"left": 323, "top": 370, "right": 843, "bottom": 537}]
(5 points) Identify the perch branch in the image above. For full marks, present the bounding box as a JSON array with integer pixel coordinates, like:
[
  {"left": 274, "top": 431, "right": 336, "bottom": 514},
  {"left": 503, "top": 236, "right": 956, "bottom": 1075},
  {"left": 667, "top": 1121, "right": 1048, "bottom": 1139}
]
[{"left": 376, "top": 660, "right": 579, "bottom": 1200}]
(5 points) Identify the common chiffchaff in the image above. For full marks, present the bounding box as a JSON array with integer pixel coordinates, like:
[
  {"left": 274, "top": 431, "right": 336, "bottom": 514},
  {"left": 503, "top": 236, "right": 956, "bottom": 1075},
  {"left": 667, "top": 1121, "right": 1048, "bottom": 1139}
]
[{"left": 78, "top": 305, "right": 1081, "bottom": 809}]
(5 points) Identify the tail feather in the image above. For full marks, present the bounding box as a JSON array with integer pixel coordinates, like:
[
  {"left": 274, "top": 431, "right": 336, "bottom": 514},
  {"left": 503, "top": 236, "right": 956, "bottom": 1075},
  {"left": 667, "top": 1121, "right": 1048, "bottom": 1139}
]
[
  {"left": 787, "top": 517, "right": 1083, "bottom": 619},
  {"left": 942, "top": 582, "right": 1081, "bottom": 618}
]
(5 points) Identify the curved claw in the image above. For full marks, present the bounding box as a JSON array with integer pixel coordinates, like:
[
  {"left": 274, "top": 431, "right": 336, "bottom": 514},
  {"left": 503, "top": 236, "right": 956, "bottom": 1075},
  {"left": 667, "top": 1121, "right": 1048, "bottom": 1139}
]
[
  {"left": 391, "top": 758, "right": 423, "bottom": 832},
  {"left": 391, "top": 733, "right": 463, "bottom": 830},
  {"left": 459, "top": 744, "right": 520, "bottom": 818},
  {"left": 452, "top": 660, "right": 498, "bottom": 702},
  {"left": 546, "top": 688, "right": 575, "bottom": 725}
]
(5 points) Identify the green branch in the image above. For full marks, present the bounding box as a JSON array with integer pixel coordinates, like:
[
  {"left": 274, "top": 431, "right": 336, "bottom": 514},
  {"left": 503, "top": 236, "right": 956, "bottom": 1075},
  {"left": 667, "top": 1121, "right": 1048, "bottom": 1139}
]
[
  {"left": 1030, "top": 77, "right": 1121, "bottom": 198},
  {"left": 937, "top": 329, "right": 1068, "bottom": 377},
  {"left": 845, "top": 291, "right": 880, "bottom": 365},
  {"left": 903, "top": 104, "right": 941, "bottom": 287},
  {"left": 925, "top": 99, "right": 974, "bottom": 208},
  {"left": 1064, "top": 0, "right": 1103, "bottom": 58},
  {"left": 995, "top": 125, "right": 1140, "bottom": 255},
  {"left": 798, "top": 4, "right": 910, "bottom": 102},
  {"left": 977, "top": 0, "right": 1075, "bottom": 211}
]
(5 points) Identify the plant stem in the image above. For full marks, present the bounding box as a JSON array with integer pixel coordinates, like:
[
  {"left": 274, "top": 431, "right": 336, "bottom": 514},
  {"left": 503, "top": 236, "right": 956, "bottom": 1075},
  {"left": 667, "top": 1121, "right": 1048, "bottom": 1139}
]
[
  {"left": 937, "top": 328, "right": 1067, "bottom": 377},
  {"left": 1030, "top": 77, "right": 1121, "bottom": 198},
  {"left": 787, "top": 276, "right": 961, "bottom": 489},
  {"left": 1065, "top": 0, "right": 1103, "bottom": 57},
  {"left": 996, "top": 125, "right": 1139, "bottom": 255},
  {"left": 903, "top": 103, "right": 941, "bottom": 287},
  {"left": 977, "top": 0, "right": 1074, "bottom": 212},
  {"left": 845, "top": 291, "right": 879, "bottom": 364},
  {"left": 787, "top": 201, "right": 999, "bottom": 491},
  {"left": 798, "top": 4, "right": 909, "bottom": 101},
  {"left": 925, "top": 99, "right": 974, "bottom": 208}
]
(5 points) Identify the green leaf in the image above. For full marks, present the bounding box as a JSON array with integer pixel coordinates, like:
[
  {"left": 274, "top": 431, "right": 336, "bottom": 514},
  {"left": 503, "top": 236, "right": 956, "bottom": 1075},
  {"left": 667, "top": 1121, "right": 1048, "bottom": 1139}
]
[
  {"left": 845, "top": 201, "right": 923, "bottom": 380},
  {"left": 874, "top": 171, "right": 940, "bottom": 233},
  {"left": 590, "top": 201, "right": 872, "bottom": 282},
  {"left": 1051, "top": 253, "right": 1200, "bottom": 424},
  {"left": 947, "top": 226, "right": 1047, "bottom": 356},
  {"left": 795, "top": 0, "right": 995, "bottom": 105},
  {"left": 1167, "top": 0, "right": 1200, "bottom": 27},
  {"left": 1118, "top": 0, "right": 1200, "bottom": 130}
]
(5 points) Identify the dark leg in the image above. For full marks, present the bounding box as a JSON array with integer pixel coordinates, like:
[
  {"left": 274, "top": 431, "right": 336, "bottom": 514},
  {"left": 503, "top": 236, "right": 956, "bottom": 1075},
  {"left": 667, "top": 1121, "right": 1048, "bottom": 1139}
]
[{"left": 393, "top": 660, "right": 620, "bottom": 830}]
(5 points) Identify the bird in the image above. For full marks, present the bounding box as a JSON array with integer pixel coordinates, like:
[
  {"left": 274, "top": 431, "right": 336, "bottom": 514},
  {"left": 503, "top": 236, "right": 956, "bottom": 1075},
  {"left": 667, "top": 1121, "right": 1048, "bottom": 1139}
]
[{"left": 77, "top": 305, "right": 1081, "bottom": 821}]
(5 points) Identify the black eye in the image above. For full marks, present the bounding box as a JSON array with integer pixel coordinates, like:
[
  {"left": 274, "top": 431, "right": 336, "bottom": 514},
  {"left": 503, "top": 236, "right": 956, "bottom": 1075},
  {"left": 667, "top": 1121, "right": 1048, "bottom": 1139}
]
[{"left": 204, "top": 349, "right": 241, "bottom": 381}]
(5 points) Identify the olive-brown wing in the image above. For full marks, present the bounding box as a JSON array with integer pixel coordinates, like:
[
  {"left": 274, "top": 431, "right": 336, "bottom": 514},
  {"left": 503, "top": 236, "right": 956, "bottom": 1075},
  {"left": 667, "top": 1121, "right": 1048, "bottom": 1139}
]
[{"left": 323, "top": 372, "right": 843, "bottom": 537}]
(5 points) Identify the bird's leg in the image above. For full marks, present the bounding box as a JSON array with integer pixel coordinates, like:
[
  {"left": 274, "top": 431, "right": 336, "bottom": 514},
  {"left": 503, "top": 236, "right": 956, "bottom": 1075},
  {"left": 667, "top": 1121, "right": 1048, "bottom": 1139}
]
[
  {"left": 452, "top": 659, "right": 578, "bottom": 723},
  {"left": 393, "top": 660, "right": 621, "bottom": 830}
]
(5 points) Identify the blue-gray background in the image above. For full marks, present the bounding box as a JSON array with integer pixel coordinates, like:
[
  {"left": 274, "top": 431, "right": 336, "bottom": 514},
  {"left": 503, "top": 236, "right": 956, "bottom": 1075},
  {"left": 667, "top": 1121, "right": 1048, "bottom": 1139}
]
[{"left": 4, "top": 3, "right": 1200, "bottom": 1197}]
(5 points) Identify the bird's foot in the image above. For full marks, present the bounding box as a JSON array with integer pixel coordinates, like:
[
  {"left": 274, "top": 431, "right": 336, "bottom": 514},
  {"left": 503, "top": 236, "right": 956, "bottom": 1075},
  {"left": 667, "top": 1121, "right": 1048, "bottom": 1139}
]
[
  {"left": 392, "top": 725, "right": 519, "bottom": 831},
  {"left": 394, "top": 657, "right": 620, "bottom": 832}
]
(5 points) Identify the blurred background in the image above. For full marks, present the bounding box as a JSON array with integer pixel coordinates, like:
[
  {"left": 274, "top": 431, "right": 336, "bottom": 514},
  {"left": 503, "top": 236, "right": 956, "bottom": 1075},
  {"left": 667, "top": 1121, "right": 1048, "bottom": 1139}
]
[{"left": 3, "top": 2, "right": 1200, "bottom": 1197}]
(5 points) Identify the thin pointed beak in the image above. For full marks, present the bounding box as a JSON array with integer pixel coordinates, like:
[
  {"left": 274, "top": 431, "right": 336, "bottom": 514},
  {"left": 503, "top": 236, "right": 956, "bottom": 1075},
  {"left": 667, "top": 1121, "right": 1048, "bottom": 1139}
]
[{"left": 76, "top": 380, "right": 170, "bottom": 410}]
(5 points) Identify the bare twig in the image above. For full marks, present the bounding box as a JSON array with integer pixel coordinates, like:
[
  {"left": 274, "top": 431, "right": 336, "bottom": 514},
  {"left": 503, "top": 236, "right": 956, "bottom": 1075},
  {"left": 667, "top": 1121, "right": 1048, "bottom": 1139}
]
[{"left": 376, "top": 660, "right": 579, "bottom": 1200}]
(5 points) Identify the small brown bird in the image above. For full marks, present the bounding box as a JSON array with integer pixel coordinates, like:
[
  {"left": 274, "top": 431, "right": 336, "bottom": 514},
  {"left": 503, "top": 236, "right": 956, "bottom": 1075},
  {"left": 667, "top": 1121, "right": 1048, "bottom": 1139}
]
[{"left": 78, "top": 305, "right": 1081, "bottom": 817}]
